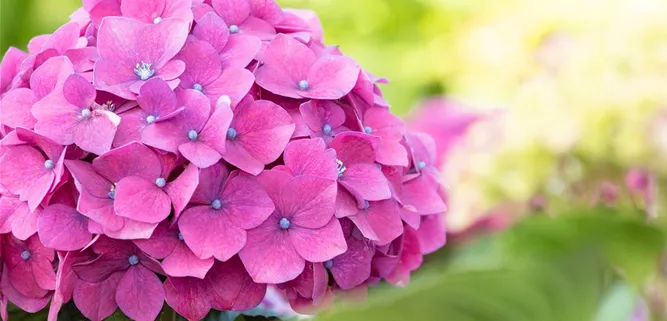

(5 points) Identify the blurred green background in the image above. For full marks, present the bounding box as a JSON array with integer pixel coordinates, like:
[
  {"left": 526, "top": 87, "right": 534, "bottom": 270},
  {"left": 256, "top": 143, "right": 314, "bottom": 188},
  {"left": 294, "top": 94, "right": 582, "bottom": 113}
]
[{"left": 3, "top": 0, "right": 667, "bottom": 320}]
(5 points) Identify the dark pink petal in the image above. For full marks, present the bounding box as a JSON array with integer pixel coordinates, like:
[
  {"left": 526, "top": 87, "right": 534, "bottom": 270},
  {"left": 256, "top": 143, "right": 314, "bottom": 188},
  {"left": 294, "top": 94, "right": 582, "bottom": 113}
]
[
  {"left": 220, "top": 35, "right": 261, "bottom": 69},
  {"left": 282, "top": 176, "right": 336, "bottom": 229},
  {"left": 73, "top": 272, "right": 123, "bottom": 321},
  {"left": 220, "top": 174, "right": 274, "bottom": 229},
  {"left": 192, "top": 12, "right": 230, "bottom": 52},
  {"left": 93, "top": 141, "right": 162, "bottom": 182},
  {"left": 335, "top": 187, "right": 358, "bottom": 218},
  {"left": 137, "top": 77, "right": 180, "bottom": 120},
  {"left": 113, "top": 107, "right": 147, "bottom": 147},
  {"left": 339, "top": 163, "right": 391, "bottom": 201},
  {"left": 114, "top": 176, "right": 171, "bottom": 224},
  {"left": 1, "top": 197, "right": 38, "bottom": 240},
  {"left": 400, "top": 207, "right": 421, "bottom": 230},
  {"left": 239, "top": 215, "right": 305, "bottom": 284},
  {"left": 212, "top": 0, "right": 250, "bottom": 25},
  {"left": 299, "top": 100, "right": 346, "bottom": 135},
  {"left": 330, "top": 132, "right": 377, "bottom": 165},
  {"left": 197, "top": 97, "right": 233, "bottom": 155},
  {"left": 77, "top": 190, "right": 124, "bottom": 231},
  {"left": 290, "top": 217, "right": 347, "bottom": 262},
  {"left": 416, "top": 214, "right": 446, "bottom": 255},
  {"left": 38, "top": 204, "right": 91, "bottom": 251},
  {"left": 348, "top": 200, "right": 403, "bottom": 246},
  {"left": 132, "top": 221, "right": 179, "bottom": 259},
  {"left": 399, "top": 175, "right": 447, "bottom": 215},
  {"left": 255, "top": 169, "right": 292, "bottom": 203},
  {"left": 116, "top": 265, "right": 165, "bottom": 321},
  {"left": 283, "top": 138, "right": 337, "bottom": 180},
  {"left": 207, "top": 257, "right": 267, "bottom": 311},
  {"left": 91, "top": 59, "right": 136, "bottom": 100},
  {"left": 165, "top": 164, "right": 199, "bottom": 218},
  {"left": 224, "top": 99, "right": 295, "bottom": 174},
  {"left": 162, "top": 243, "right": 215, "bottom": 279},
  {"left": 329, "top": 236, "right": 374, "bottom": 289},
  {"left": 179, "top": 141, "right": 223, "bottom": 168},
  {"left": 386, "top": 228, "right": 423, "bottom": 286},
  {"left": 179, "top": 206, "right": 247, "bottom": 261},
  {"left": 163, "top": 277, "right": 210, "bottom": 321},
  {"left": 304, "top": 56, "right": 359, "bottom": 100},
  {"left": 66, "top": 160, "right": 112, "bottom": 198},
  {"left": 0, "top": 146, "right": 54, "bottom": 212},
  {"left": 203, "top": 67, "right": 255, "bottom": 107},
  {"left": 0, "top": 266, "right": 50, "bottom": 313},
  {"left": 254, "top": 34, "right": 316, "bottom": 99},
  {"left": 190, "top": 162, "right": 228, "bottom": 204},
  {"left": 177, "top": 37, "right": 223, "bottom": 89}
]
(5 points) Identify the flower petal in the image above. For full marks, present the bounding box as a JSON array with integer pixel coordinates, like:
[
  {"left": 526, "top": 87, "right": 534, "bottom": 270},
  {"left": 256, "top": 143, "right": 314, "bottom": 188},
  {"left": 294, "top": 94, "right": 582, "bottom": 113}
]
[
  {"left": 38, "top": 204, "right": 91, "bottom": 251},
  {"left": 116, "top": 265, "right": 165, "bottom": 321},
  {"left": 114, "top": 176, "right": 171, "bottom": 224},
  {"left": 73, "top": 272, "right": 123, "bottom": 321},
  {"left": 290, "top": 217, "right": 347, "bottom": 263}
]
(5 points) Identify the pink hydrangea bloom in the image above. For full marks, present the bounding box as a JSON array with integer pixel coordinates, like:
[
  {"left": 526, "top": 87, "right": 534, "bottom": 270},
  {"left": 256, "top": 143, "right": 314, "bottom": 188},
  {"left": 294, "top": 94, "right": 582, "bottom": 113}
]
[{"left": 0, "top": 0, "right": 453, "bottom": 317}]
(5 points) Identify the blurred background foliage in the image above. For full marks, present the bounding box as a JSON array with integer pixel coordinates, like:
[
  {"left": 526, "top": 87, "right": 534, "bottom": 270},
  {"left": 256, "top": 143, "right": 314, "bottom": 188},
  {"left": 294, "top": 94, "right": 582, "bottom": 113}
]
[{"left": 2, "top": 0, "right": 667, "bottom": 320}]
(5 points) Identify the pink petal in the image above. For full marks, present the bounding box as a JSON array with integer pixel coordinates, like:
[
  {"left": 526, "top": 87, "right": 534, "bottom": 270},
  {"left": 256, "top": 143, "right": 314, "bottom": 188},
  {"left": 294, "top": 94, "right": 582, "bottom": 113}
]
[
  {"left": 133, "top": 221, "right": 179, "bottom": 259},
  {"left": 335, "top": 186, "right": 358, "bottom": 218},
  {"left": 179, "top": 206, "right": 247, "bottom": 261},
  {"left": 192, "top": 12, "right": 230, "bottom": 52},
  {"left": 73, "top": 273, "right": 123, "bottom": 321},
  {"left": 399, "top": 175, "right": 447, "bottom": 215},
  {"left": 349, "top": 200, "right": 403, "bottom": 246},
  {"left": 0, "top": 89, "right": 38, "bottom": 129},
  {"left": 330, "top": 132, "right": 377, "bottom": 165},
  {"left": 29, "top": 54, "right": 74, "bottom": 99},
  {"left": 0, "top": 47, "right": 27, "bottom": 93},
  {"left": 179, "top": 141, "right": 223, "bottom": 168},
  {"left": 303, "top": 56, "right": 359, "bottom": 100},
  {"left": 93, "top": 141, "right": 162, "bottom": 182},
  {"left": 38, "top": 204, "right": 91, "bottom": 251},
  {"left": 65, "top": 159, "right": 112, "bottom": 199},
  {"left": 162, "top": 242, "right": 215, "bottom": 279},
  {"left": 0, "top": 146, "right": 54, "bottom": 212},
  {"left": 339, "top": 163, "right": 391, "bottom": 201},
  {"left": 290, "top": 217, "right": 347, "bottom": 262},
  {"left": 207, "top": 257, "right": 267, "bottom": 311},
  {"left": 239, "top": 214, "right": 305, "bottom": 284},
  {"left": 255, "top": 169, "right": 292, "bottom": 203},
  {"left": 254, "top": 34, "right": 316, "bottom": 99},
  {"left": 120, "top": 0, "right": 166, "bottom": 23},
  {"left": 237, "top": 17, "right": 275, "bottom": 40},
  {"left": 416, "top": 214, "right": 446, "bottom": 255},
  {"left": 164, "top": 163, "right": 199, "bottom": 218},
  {"left": 220, "top": 34, "right": 261, "bottom": 69},
  {"left": 103, "top": 219, "right": 159, "bottom": 240},
  {"left": 219, "top": 174, "right": 274, "bottom": 229},
  {"left": 203, "top": 67, "right": 255, "bottom": 108},
  {"left": 177, "top": 37, "right": 223, "bottom": 89},
  {"left": 72, "top": 109, "right": 121, "bottom": 155},
  {"left": 282, "top": 176, "right": 337, "bottom": 229},
  {"left": 376, "top": 139, "right": 409, "bottom": 167},
  {"left": 137, "top": 77, "right": 180, "bottom": 119},
  {"left": 114, "top": 176, "right": 171, "bottom": 223},
  {"left": 299, "top": 99, "right": 346, "bottom": 134},
  {"left": 1, "top": 197, "right": 38, "bottom": 240},
  {"left": 197, "top": 97, "right": 233, "bottom": 155},
  {"left": 189, "top": 162, "right": 228, "bottom": 204},
  {"left": 77, "top": 190, "right": 124, "bottom": 231},
  {"left": 163, "top": 277, "right": 210, "bottom": 321},
  {"left": 211, "top": 0, "right": 250, "bottom": 26},
  {"left": 116, "top": 265, "right": 165, "bottom": 321},
  {"left": 329, "top": 236, "right": 374, "bottom": 289},
  {"left": 283, "top": 138, "right": 337, "bottom": 180},
  {"left": 0, "top": 266, "right": 50, "bottom": 313},
  {"left": 113, "top": 107, "right": 147, "bottom": 147}
]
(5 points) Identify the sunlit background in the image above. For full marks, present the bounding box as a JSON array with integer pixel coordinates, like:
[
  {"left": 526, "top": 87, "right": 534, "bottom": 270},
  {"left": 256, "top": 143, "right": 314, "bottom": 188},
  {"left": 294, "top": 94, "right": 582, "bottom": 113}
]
[{"left": 2, "top": 0, "right": 667, "bottom": 320}]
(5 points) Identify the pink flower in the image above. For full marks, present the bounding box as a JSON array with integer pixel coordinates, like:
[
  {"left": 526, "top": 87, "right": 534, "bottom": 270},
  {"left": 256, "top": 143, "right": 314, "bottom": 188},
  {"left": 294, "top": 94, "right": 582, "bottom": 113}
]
[
  {"left": 33, "top": 73, "right": 121, "bottom": 155},
  {"left": 175, "top": 36, "right": 255, "bottom": 107},
  {"left": 2, "top": 234, "right": 56, "bottom": 299},
  {"left": 178, "top": 163, "right": 274, "bottom": 261},
  {"left": 280, "top": 262, "right": 332, "bottom": 313},
  {"left": 240, "top": 170, "right": 346, "bottom": 283},
  {"left": 326, "top": 233, "right": 375, "bottom": 290},
  {"left": 164, "top": 257, "right": 267, "bottom": 321},
  {"left": 0, "top": 47, "right": 27, "bottom": 96},
  {"left": 348, "top": 199, "right": 403, "bottom": 246},
  {"left": 0, "top": 195, "right": 40, "bottom": 241},
  {"left": 37, "top": 203, "right": 92, "bottom": 251},
  {"left": 360, "top": 107, "right": 408, "bottom": 167},
  {"left": 255, "top": 34, "right": 360, "bottom": 100},
  {"left": 72, "top": 237, "right": 165, "bottom": 321},
  {"left": 0, "top": 128, "right": 67, "bottom": 211},
  {"left": 142, "top": 90, "right": 233, "bottom": 168},
  {"left": 299, "top": 100, "right": 348, "bottom": 143},
  {"left": 120, "top": 0, "right": 194, "bottom": 24},
  {"left": 94, "top": 16, "right": 189, "bottom": 99},
  {"left": 211, "top": 0, "right": 282, "bottom": 40},
  {"left": 192, "top": 12, "right": 262, "bottom": 69},
  {"left": 134, "top": 221, "right": 214, "bottom": 279},
  {"left": 222, "top": 96, "right": 295, "bottom": 175}
]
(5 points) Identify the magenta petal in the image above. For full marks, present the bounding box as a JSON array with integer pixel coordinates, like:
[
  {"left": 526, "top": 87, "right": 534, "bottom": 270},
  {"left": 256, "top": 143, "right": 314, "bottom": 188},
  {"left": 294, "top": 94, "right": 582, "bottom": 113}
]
[
  {"left": 207, "top": 257, "right": 267, "bottom": 311},
  {"left": 351, "top": 200, "right": 403, "bottom": 246},
  {"left": 177, "top": 37, "right": 222, "bottom": 89},
  {"left": 179, "top": 141, "right": 223, "bottom": 168},
  {"left": 132, "top": 221, "right": 179, "bottom": 259},
  {"left": 113, "top": 107, "right": 146, "bottom": 147},
  {"left": 93, "top": 141, "right": 162, "bottom": 182},
  {"left": 330, "top": 132, "right": 377, "bottom": 165},
  {"left": 30, "top": 55, "right": 75, "bottom": 99},
  {"left": 3, "top": 198, "right": 39, "bottom": 240},
  {"left": 416, "top": 214, "right": 446, "bottom": 255},
  {"left": 203, "top": 67, "right": 255, "bottom": 107},
  {"left": 190, "top": 163, "right": 228, "bottom": 204},
  {"left": 290, "top": 217, "right": 347, "bottom": 262},
  {"left": 179, "top": 206, "right": 246, "bottom": 261},
  {"left": 0, "top": 267, "right": 50, "bottom": 313},
  {"left": 304, "top": 56, "right": 360, "bottom": 100},
  {"left": 212, "top": 0, "right": 251, "bottom": 26},
  {"left": 400, "top": 176, "right": 447, "bottom": 215},
  {"left": 103, "top": 219, "right": 159, "bottom": 240},
  {"left": 192, "top": 12, "right": 230, "bottom": 52},
  {"left": 77, "top": 190, "right": 124, "bottom": 231},
  {"left": 376, "top": 140, "right": 409, "bottom": 167},
  {"left": 330, "top": 236, "right": 374, "bottom": 289},
  {"left": 239, "top": 215, "right": 305, "bottom": 284},
  {"left": 137, "top": 77, "right": 180, "bottom": 119},
  {"left": 0, "top": 47, "right": 27, "bottom": 93},
  {"left": 0, "top": 89, "right": 38, "bottom": 128},
  {"left": 65, "top": 159, "right": 112, "bottom": 198},
  {"left": 282, "top": 176, "right": 337, "bottom": 229},
  {"left": 38, "top": 204, "right": 91, "bottom": 251},
  {"left": 220, "top": 34, "right": 261, "bottom": 69},
  {"left": 73, "top": 109, "right": 121, "bottom": 155},
  {"left": 120, "top": 0, "right": 166, "bottom": 23},
  {"left": 73, "top": 273, "right": 122, "bottom": 321},
  {"left": 255, "top": 169, "right": 292, "bottom": 203},
  {"left": 162, "top": 243, "right": 215, "bottom": 279},
  {"left": 165, "top": 164, "right": 199, "bottom": 218},
  {"left": 339, "top": 163, "right": 391, "bottom": 201},
  {"left": 254, "top": 34, "right": 316, "bottom": 99},
  {"left": 283, "top": 138, "right": 337, "bottom": 180},
  {"left": 114, "top": 176, "right": 171, "bottom": 224},
  {"left": 219, "top": 174, "right": 274, "bottom": 229},
  {"left": 116, "top": 265, "right": 165, "bottom": 321},
  {"left": 0, "top": 146, "right": 54, "bottom": 212},
  {"left": 163, "top": 277, "right": 210, "bottom": 321}
]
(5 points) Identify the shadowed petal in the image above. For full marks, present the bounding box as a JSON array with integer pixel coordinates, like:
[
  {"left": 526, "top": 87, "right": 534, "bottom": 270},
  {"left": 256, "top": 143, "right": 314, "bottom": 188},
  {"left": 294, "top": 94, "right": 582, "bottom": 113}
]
[
  {"left": 38, "top": 204, "right": 92, "bottom": 251},
  {"left": 162, "top": 243, "right": 215, "bottom": 279},
  {"left": 163, "top": 277, "right": 210, "bottom": 321},
  {"left": 116, "top": 265, "right": 165, "bottom": 321},
  {"left": 73, "top": 272, "right": 122, "bottom": 321}
]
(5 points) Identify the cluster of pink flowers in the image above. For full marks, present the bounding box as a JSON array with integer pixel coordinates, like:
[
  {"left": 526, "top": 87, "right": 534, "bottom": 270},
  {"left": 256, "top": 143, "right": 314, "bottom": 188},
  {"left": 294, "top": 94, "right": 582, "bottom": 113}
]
[{"left": 0, "top": 0, "right": 448, "bottom": 320}]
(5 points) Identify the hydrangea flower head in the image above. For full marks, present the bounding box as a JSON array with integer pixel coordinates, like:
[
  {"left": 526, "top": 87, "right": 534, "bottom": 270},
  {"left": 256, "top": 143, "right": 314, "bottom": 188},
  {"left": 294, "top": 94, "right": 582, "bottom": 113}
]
[{"left": 0, "top": 0, "right": 452, "bottom": 318}]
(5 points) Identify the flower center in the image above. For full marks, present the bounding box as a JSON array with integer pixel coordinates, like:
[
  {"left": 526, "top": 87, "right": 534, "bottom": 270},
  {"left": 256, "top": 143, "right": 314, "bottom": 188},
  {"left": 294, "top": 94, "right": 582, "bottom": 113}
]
[
  {"left": 322, "top": 124, "right": 332, "bottom": 135},
  {"left": 279, "top": 218, "right": 291, "bottom": 230},
  {"left": 363, "top": 126, "right": 373, "bottom": 134},
  {"left": 324, "top": 260, "right": 333, "bottom": 269},
  {"left": 229, "top": 25, "right": 239, "bottom": 34},
  {"left": 188, "top": 130, "right": 198, "bottom": 141},
  {"left": 361, "top": 200, "right": 370, "bottom": 210},
  {"left": 102, "top": 100, "right": 116, "bottom": 112},
  {"left": 146, "top": 115, "right": 156, "bottom": 124},
  {"left": 128, "top": 255, "right": 139, "bottom": 266},
  {"left": 20, "top": 250, "right": 31, "bottom": 260},
  {"left": 211, "top": 199, "right": 222, "bottom": 210},
  {"left": 44, "top": 159, "right": 55, "bottom": 170},
  {"left": 81, "top": 109, "right": 91, "bottom": 118},
  {"left": 336, "top": 159, "right": 346, "bottom": 177},
  {"left": 417, "top": 161, "right": 427, "bottom": 169},
  {"left": 193, "top": 84, "right": 203, "bottom": 92},
  {"left": 298, "top": 80, "right": 309, "bottom": 90},
  {"left": 226, "top": 128, "right": 237, "bottom": 140},
  {"left": 153, "top": 17, "right": 162, "bottom": 24},
  {"left": 134, "top": 62, "right": 155, "bottom": 81},
  {"left": 177, "top": 232, "right": 184, "bottom": 241},
  {"left": 155, "top": 177, "right": 166, "bottom": 188},
  {"left": 108, "top": 184, "right": 116, "bottom": 199}
]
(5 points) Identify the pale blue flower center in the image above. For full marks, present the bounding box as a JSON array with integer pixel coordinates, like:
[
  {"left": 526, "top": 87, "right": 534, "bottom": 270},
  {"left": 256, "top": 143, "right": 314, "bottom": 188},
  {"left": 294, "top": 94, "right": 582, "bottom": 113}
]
[
  {"left": 279, "top": 218, "right": 291, "bottom": 230},
  {"left": 188, "top": 130, "right": 198, "bottom": 141},
  {"left": 324, "top": 260, "right": 333, "bottom": 269},
  {"left": 229, "top": 25, "right": 239, "bottom": 34},
  {"left": 44, "top": 159, "right": 55, "bottom": 169},
  {"left": 363, "top": 126, "right": 373, "bottom": 134},
  {"left": 81, "top": 109, "right": 91, "bottom": 118},
  {"left": 155, "top": 177, "right": 166, "bottom": 188},
  {"left": 108, "top": 191, "right": 116, "bottom": 200},
  {"left": 227, "top": 128, "right": 237, "bottom": 140},
  {"left": 211, "top": 199, "right": 222, "bottom": 210},
  {"left": 153, "top": 17, "right": 162, "bottom": 24},
  {"left": 336, "top": 159, "right": 346, "bottom": 177},
  {"left": 128, "top": 255, "right": 139, "bottom": 265},
  {"left": 298, "top": 80, "right": 309, "bottom": 90},
  {"left": 362, "top": 200, "right": 370, "bottom": 210},
  {"left": 322, "top": 124, "right": 332, "bottom": 135},
  {"left": 417, "top": 161, "right": 427, "bottom": 169},
  {"left": 134, "top": 62, "right": 155, "bottom": 81},
  {"left": 21, "top": 250, "right": 31, "bottom": 260},
  {"left": 146, "top": 115, "right": 156, "bottom": 124},
  {"left": 177, "top": 232, "right": 184, "bottom": 241},
  {"left": 193, "top": 84, "right": 203, "bottom": 92}
]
